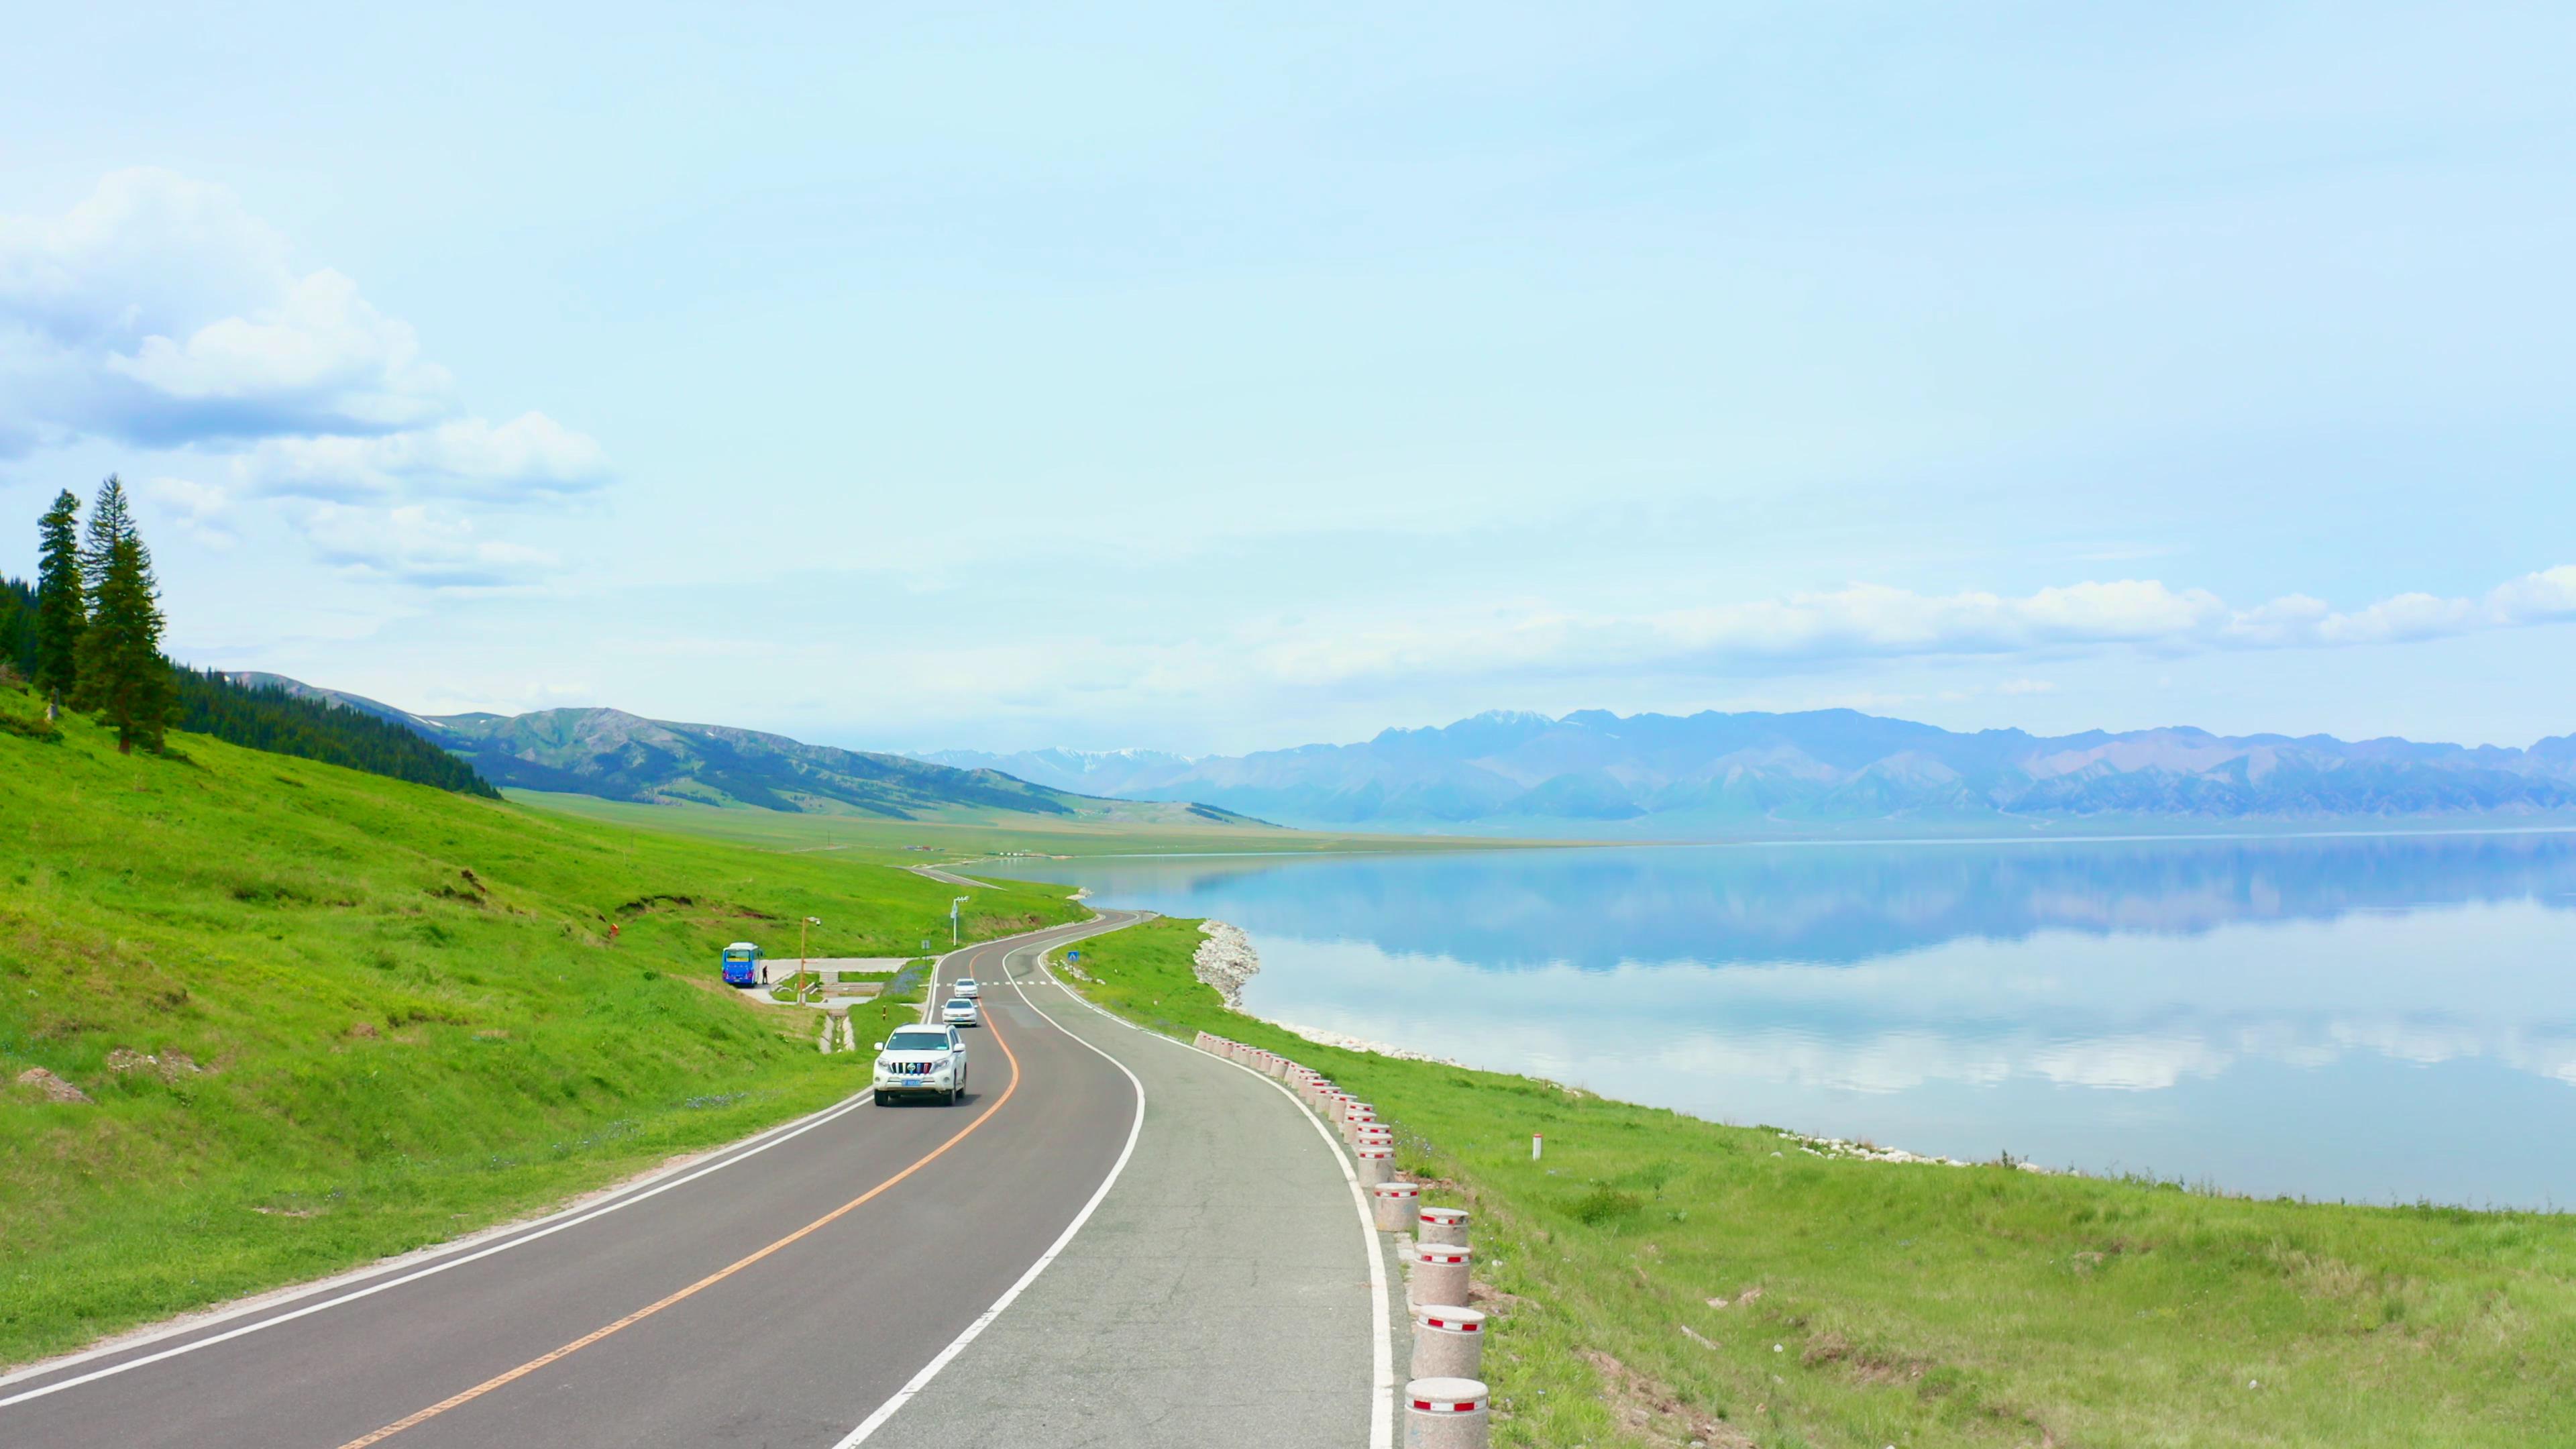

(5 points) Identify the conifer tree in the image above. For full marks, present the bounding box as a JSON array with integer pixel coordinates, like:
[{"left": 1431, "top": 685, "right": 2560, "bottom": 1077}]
[
  {"left": 71, "top": 476, "right": 174, "bottom": 753},
  {"left": 33, "top": 489, "right": 85, "bottom": 712}
]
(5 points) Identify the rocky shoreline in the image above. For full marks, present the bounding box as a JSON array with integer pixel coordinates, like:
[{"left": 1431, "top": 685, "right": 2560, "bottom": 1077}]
[{"left": 1191, "top": 920, "right": 1260, "bottom": 1008}]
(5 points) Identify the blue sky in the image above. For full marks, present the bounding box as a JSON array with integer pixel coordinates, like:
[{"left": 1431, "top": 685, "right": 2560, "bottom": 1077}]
[{"left": 2, "top": 3, "right": 2570, "bottom": 754}]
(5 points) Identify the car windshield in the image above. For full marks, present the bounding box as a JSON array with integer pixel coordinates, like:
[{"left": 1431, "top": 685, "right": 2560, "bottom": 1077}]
[
  {"left": 945, "top": 1000, "right": 973, "bottom": 1010},
  {"left": 886, "top": 1032, "right": 950, "bottom": 1053}
]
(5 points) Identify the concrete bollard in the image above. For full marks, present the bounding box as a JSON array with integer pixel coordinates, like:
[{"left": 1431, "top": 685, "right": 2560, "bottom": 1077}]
[
  {"left": 1403, "top": 1377, "right": 1489, "bottom": 1449},
  {"left": 1341, "top": 1103, "right": 1377, "bottom": 1144},
  {"left": 1371, "top": 1180, "right": 1421, "bottom": 1231},
  {"left": 1357, "top": 1146, "right": 1395, "bottom": 1186},
  {"left": 1411, "top": 1305, "right": 1487, "bottom": 1381},
  {"left": 1409, "top": 1242, "right": 1472, "bottom": 1311},
  {"left": 1356, "top": 1124, "right": 1393, "bottom": 1148},
  {"left": 1418, "top": 1205, "right": 1470, "bottom": 1247}
]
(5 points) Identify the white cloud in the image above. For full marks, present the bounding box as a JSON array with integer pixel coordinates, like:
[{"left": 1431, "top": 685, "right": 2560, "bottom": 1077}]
[
  {"left": 141, "top": 475, "right": 237, "bottom": 549},
  {"left": 105, "top": 268, "right": 453, "bottom": 433},
  {"left": 0, "top": 169, "right": 456, "bottom": 443},
  {"left": 292, "top": 502, "right": 559, "bottom": 590},
  {"left": 1257, "top": 567, "right": 2576, "bottom": 686},
  {"left": 240, "top": 412, "right": 611, "bottom": 500},
  {"left": 0, "top": 168, "right": 610, "bottom": 584}
]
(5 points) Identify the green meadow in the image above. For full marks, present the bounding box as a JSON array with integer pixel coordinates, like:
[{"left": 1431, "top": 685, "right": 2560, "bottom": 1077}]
[
  {"left": 1063, "top": 915, "right": 2576, "bottom": 1449},
  {"left": 509, "top": 786, "right": 1550, "bottom": 864},
  {"left": 0, "top": 686, "right": 1081, "bottom": 1365}
]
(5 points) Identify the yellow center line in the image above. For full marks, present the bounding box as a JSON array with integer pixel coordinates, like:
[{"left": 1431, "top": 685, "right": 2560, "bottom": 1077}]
[{"left": 336, "top": 948, "right": 1022, "bottom": 1448}]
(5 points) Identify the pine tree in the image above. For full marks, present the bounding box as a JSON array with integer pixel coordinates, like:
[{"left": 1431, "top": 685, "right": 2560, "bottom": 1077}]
[
  {"left": 0, "top": 575, "right": 35, "bottom": 684},
  {"left": 33, "top": 489, "right": 85, "bottom": 712},
  {"left": 71, "top": 476, "right": 175, "bottom": 753}
]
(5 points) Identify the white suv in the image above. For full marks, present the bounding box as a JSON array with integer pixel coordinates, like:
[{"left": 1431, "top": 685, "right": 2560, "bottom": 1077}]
[{"left": 873, "top": 1025, "right": 969, "bottom": 1106}]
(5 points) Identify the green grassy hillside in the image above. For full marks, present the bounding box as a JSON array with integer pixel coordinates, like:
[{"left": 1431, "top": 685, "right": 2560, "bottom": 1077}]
[
  {"left": 1066, "top": 916, "right": 2576, "bottom": 1449},
  {"left": 511, "top": 788, "right": 1550, "bottom": 863},
  {"left": 255, "top": 690, "right": 1270, "bottom": 826},
  {"left": 0, "top": 684, "right": 1083, "bottom": 1365}
]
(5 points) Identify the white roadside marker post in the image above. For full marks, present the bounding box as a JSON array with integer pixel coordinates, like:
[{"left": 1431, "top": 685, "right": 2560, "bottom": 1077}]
[
  {"left": 1418, "top": 1205, "right": 1470, "bottom": 1247},
  {"left": 1411, "top": 1305, "right": 1487, "bottom": 1381},
  {"left": 1409, "top": 1242, "right": 1472, "bottom": 1311},
  {"left": 1403, "top": 1377, "right": 1489, "bottom": 1448},
  {"left": 1342, "top": 1102, "right": 1376, "bottom": 1146},
  {"left": 1532, "top": 1132, "right": 1543, "bottom": 1161},
  {"left": 1371, "top": 1181, "right": 1421, "bottom": 1232}
]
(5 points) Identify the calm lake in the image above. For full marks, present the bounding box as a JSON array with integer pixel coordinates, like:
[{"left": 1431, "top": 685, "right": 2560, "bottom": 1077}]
[{"left": 985, "top": 833, "right": 2576, "bottom": 1210}]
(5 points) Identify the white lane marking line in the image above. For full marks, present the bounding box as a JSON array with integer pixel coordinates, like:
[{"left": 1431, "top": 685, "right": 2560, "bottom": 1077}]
[
  {"left": 833, "top": 929, "right": 1147, "bottom": 1447},
  {"left": 0, "top": 914, "right": 1106, "bottom": 1409},
  {"left": 0, "top": 1095, "right": 871, "bottom": 1409},
  {"left": 1024, "top": 942, "right": 1395, "bottom": 1449},
  {"left": 0, "top": 1083, "right": 873, "bottom": 1397}
]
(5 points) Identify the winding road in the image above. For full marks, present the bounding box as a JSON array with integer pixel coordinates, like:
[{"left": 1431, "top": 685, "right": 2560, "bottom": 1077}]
[{"left": 0, "top": 905, "right": 1384, "bottom": 1448}]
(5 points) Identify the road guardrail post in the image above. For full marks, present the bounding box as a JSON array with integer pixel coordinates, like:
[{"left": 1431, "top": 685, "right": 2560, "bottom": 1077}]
[
  {"left": 1341, "top": 1102, "right": 1377, "bottom": 1145},
  {"left": 1371, "top": 1180, "right": 1421, "bottom": 1231},
  {"left": 1408, "top": 1242, "right": 1472, "bottom": 1311},
  {"left": 1402, "top": 1377, "right": 1489, "bottom": 1448},
  {"left": 1411, "top": 1306, "right": 1486, "bottom": 1381},
  {"left": 1418, "top": 1205, "right": 1470, "bottom": 1247}
]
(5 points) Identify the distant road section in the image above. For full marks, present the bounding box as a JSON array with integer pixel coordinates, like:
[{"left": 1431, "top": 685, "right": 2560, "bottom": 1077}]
[
  {"left": 910, "top": 861, "right": 1007, "bottom": 890},
  {"left": 0, "top": 908, "right": 1380, "bottom": 1448}
]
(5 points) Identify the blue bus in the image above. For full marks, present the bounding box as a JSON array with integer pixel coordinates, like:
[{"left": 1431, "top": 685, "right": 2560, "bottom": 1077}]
[{"left": 720, "top": 941, "right": 763, "bottom": 987}]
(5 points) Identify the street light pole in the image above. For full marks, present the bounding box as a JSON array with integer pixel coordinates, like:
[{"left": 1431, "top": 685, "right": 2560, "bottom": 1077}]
[
  {"left": 800, "top": 916, "right": 822, "bottom": 1003},
  {"left": 951, "top": 896, "right": 970, "bottom": 947}
]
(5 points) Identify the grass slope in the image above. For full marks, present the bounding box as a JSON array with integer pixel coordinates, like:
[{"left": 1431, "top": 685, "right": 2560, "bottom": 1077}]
[
  {"left": 512, "top": 788, "right": 1557, "bottom": 863},
  {"left": 0, "top": 685, "right": 1083, "bottom": 1365},
  {"left": 1063, "top": 916, "right": 2576, "bottom": 1449},
  {"left": 402, "top": 704, "right": 1269, "bottom": 826}
]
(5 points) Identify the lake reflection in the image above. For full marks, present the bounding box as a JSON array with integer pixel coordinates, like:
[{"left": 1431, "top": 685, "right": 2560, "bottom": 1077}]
[{"left": 984, "top": 834, "right": 2576, "bottom": 1208}]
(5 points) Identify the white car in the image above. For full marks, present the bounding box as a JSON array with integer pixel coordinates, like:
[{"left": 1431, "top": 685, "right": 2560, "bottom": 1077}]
[
  {"left": 953, "top": 977, "right": 980, "bottom": 998},
  {"left": 873, "top": 1025, "right": 969, "bottom": 1106},
  {"left": 942, "top": 996, "right": 981, "bottom": 1027}
]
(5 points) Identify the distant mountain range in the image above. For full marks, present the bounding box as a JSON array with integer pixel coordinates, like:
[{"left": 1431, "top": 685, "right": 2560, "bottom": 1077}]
[
  {"left": 228, "top": 674, "right": 1265, "bottom": 827},
  {"left": 918, "top": 708, "right": 2576, "bottom": 836}
]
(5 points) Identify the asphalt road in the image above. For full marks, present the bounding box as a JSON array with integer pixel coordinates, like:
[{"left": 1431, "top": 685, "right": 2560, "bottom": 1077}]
[
  {"left": 888, "top": 945, "right": 1388, "bottom": 1446},
  {"left": 0, "top": 911, "right": 1178, "bottom": 1448}
]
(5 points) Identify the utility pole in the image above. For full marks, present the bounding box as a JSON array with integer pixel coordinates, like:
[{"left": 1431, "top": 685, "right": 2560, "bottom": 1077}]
[{"left": 951, "top": 896, "right": 970, "bottom": 947}]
